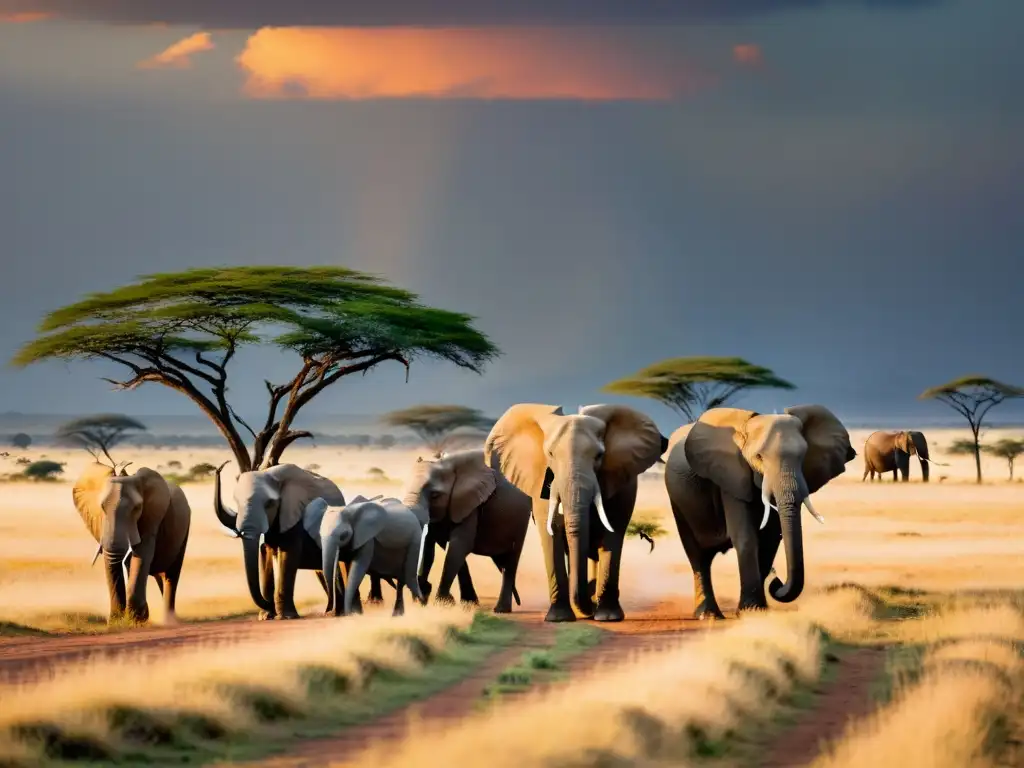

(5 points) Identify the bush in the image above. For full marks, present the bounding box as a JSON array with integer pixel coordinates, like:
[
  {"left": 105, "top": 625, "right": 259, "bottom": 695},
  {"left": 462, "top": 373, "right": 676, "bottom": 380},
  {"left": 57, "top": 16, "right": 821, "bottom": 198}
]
[
  {"left": 23, "top": 460, "right": 65, "bottom": 481},
  {"left": 11, "top": 433, "right": 31, "bottom": 450},
  {"left": 305, "top": 463, "right": 321, "bottom": 472},
  {"left": 167, "top": 460, "right": 182, "bottom": 470},
  {"left": 367, "top": 467, "right": 386, "bottom": 479},
  {"left": 188, "top": 462, "right": 218, "bottom": 480}
]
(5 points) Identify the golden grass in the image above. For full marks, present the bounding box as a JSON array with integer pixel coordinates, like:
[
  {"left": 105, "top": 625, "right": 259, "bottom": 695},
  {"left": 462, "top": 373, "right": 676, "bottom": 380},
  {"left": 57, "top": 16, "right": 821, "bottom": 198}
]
[
  {"left": 0, "top": 605, "right": 475, "bottom": 764},
  {"left": 812, "top": 600, "right": 1024, "bottom": 768}
]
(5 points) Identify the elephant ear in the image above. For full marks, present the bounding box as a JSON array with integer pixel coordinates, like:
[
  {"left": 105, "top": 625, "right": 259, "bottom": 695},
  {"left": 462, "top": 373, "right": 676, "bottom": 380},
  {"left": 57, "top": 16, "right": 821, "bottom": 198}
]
[
  {"left": 448, "top": 450, "right": 497, "bottom": 524},
  {"left": 580, "top": 404, "right": 667, "bottom": 497},
  {"left": 351, "top": 502, "right": 387, "bottom": 550},
  {"left": 303, "top": 497, "right": 329, "bottom": 541},
  {"left": 72, "top": 463, "right": 115, "bottom": 542},
  {"left": 268, "top": 464, "right": 345, "bottom": 532},
  {"left": 684, "top": 408, "right": 758, "bottom": 502},
  {"left": 484, "top": 404, "right": 564, "bottom": 498},
  {"left": 129, "top": 467, "right": 172, "bottom": 540},
  {"left": 785, "top": 404, "right": 856, "bottom": 494}
]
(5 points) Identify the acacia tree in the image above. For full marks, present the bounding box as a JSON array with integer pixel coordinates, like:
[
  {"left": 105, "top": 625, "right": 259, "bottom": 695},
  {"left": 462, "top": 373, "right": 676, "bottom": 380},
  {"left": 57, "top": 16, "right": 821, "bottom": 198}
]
[
  {"left": 603, "top": 356, "right": 796, "bottom": 422},
  {"left": 381, "top": 404, "right": 495, "bottom": 458},
  {"left": 920, "top": 376, "right": 1024, "bottom": 484},
  {"left": 13, "top": 267, "right": 499, "bottom": 472},
  {"left": 10, "top": 433, "right": 31, "bottom": 450},
  {"left": 55, "top": 414, "right": 146, "bottom": 469},
  {"left": 984, "top": 438, "right": 1024, "bottom": 482}
]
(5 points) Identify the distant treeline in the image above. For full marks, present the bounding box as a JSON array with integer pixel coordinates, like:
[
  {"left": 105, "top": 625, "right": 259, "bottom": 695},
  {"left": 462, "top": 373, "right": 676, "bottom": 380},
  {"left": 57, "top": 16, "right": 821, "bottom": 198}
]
[{"left": 6, "top": 433, "right": 428, "bottom": 450}]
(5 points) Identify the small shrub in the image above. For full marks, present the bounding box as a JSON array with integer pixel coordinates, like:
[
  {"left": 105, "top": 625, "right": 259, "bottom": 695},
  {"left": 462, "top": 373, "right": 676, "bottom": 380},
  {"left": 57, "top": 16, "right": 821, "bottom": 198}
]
[
  {"left": 167, "top": 460, "right": 183, "bottom": 470},
  {"left": 11, "top": 433, "right": 31, "bottom": 450},
  {"left": 188, "top": 462, "right": 218, "bottom": 480},
  {"left": 23, "top": 460, "right": 65, "bottom": 481},
  {"left": 367, "top": 467, "right": 386, "bottom": 478},
  {"left": 15, "top": 457, "right": 30, "bottom": 466},
  {"left": 305, "top": 463, "right": 321, "bottom": 472}
]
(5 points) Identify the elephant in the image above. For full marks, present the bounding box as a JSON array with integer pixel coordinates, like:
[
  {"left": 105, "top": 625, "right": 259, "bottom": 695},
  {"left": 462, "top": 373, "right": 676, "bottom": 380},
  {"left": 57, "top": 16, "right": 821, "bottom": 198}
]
[
  {"left": 73, "top": 463, "right": 191, "bottom": 624},
  {"left": 214, "top": 462, "right": 364, "bottom": 620},
  {"left": 405, "top": 450, "right": 531, "bottom": 613},
  {"left": 485, "top": 404, "right": 667, "bottom": 623},
  {"left": 862, "top": 430, "right": 933, "bottom": 482},
  {"left": 311, "top": 496, "right": 427, "bottom": 617},
  {"left": 665, "top": 405, "right": 856, "bottom": 619}
]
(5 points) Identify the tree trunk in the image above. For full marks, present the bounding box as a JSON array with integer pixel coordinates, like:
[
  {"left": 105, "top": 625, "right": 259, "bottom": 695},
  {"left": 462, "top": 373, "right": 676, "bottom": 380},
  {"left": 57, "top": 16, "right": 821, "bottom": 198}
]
[{"left": 973, "top": 429, "right": 983, "bottom": 484}]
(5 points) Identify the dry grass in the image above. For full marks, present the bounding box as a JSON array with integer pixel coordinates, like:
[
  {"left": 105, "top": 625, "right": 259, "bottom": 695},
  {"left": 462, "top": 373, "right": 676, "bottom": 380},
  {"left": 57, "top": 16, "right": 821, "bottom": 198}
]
[
  {"left": 0, "top": 606, "right": 477, "bottom": 764},
  {"left": 812, "top": 600, "right": 1024, "bottom": 768}
]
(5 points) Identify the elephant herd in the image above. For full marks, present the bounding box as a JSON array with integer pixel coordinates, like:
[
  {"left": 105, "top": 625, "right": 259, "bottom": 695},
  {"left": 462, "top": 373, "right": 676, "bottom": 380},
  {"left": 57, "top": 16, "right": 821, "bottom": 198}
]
[{"left": 72, "top": 401, "right": 935, "bottom": 627}]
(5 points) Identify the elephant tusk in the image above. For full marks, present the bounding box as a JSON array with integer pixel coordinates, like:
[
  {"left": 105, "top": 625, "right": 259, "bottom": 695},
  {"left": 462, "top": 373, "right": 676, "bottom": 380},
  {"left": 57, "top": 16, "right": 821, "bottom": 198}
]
[
  {"left": 416, "top": 523, "right": 429, "bottom": 576},
  {"left": 595, "top": 487, "right": 614, "bottom": 534},
  {"left": 546, "top": 493, "right": 561, "bottom": 536},
  {"left": 219, "top": 526, "right": 240, "bottom": 538},
  {"left": 803, "top": 496, "right": 825, "bottom": 525},
  {"left": 760, "top": 485, "right": 773, "bottom": 531},
  {"left": 90, "top": 545, "right": 102, "bottom": 567}
]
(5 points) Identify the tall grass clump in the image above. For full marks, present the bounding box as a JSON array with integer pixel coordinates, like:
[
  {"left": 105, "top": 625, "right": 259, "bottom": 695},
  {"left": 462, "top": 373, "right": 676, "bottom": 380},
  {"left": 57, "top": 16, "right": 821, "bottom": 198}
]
[{"left": 0, "top": 606, "right": 474, "bottom": 763}]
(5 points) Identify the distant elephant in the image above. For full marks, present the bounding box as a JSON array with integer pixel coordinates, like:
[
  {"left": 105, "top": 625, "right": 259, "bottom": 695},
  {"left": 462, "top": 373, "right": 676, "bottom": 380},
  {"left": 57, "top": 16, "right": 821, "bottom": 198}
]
[
  {"left": 406, "top": 450, "right": 531, "bottom": 613},
  {"left": 214, "top": 462, "right": 361, "bottom": 620},
  {"left": 485, "top": 404, "right": 667, "bottom": 623},
  {"left": 73, "top": 463, "right": 191, "bottom": 624},
  {"left": 665, "top": 405, "right": 856, "bottom": 618},
  {"left": 311, "top": 496, "right": 427, "bottom": 616},
  {"left": 862, "top": 430, "right": 932, "bottom": 482}
]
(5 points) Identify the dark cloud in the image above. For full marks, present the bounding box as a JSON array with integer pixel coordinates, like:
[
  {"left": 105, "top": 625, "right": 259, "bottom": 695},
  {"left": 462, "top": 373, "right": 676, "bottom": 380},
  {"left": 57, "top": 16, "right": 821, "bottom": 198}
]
[{"left": 0, "top": 0, "right": 944, "bottom": 28}]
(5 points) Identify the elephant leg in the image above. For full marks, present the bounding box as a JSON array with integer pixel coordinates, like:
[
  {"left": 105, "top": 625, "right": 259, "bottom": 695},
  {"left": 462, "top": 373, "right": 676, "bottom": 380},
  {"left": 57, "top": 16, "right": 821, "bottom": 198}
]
[
  {"left": 534, "top": 503, "right": 574, "bottom": 622},
  {"left": 125, "top": 537, "right": 156, "bottom": 623},
  {"left": 315, "top": 570, "right": 334, "bottom": 614},
  {"left": 588, "top": 558, "right": 598, "bottom": 600},
  {"left": 273, "top": 529, "right": 303, "bottom": 619},
  {"left": 758, "top": 511, "right": 783, "bottom": 583},
  {"left": 368, "top": 575, "right": 385, "bottom": 605},
  {"left": 417, "top": 537, "right": 436, "bottom": 605},
  {"left": 258, "top": 543, "right": 276, "bottom": 621},
  {"left": 435, "top": 520, "right": 475, "bottom": 606},
  {"left": 723, "top": 496, "right": 766, "bottom": 612},
  {"left": 456, "top": 563, "right": 479, "bottom": 605},
  {"left": 493, "top": 533, "right": 525, "bottom": 614},
  {"left": 339, "top": 561, "right": 364, "bottom": 615},
  {"left": 344, "top": 544, "right": 374, "bottom": 616},
  {"left": 160, "top": 538, "right": 188, "bottom": 625},
  {"left": 392, "top": 581, "right": 406, "bottom": 617},
  {"left": 593, "top": 539, "right": 625, "bottom": 623}
]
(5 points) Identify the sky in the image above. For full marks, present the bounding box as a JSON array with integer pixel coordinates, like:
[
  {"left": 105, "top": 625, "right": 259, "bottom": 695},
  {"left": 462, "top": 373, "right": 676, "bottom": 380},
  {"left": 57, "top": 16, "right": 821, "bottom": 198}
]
[{"left": 1, "top": 0, "right": 1022, "bottom": 432}]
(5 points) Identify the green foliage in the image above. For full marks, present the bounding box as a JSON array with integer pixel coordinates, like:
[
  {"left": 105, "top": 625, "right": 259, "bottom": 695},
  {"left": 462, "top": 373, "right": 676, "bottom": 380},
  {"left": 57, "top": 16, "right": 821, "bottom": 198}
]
[
  {"left": 603, "top": 356, "right": 796, "bottom": 421},
  {"left": 55, "top": 414, "right": 146, "bottom": 468},
  {"left": 23, "top": 460, "right": 65, "bottom": 480},
  {"left": 188, "top": 462, "right": 218, "bottom": 479},
  {"left": 13, "top": 267, "right": 499, "bottom": 472},
  {"left": 626, "top": 517, "right": 668, "bottom": 540},
  {"left": 381, "top": 404, "right": 495, "bottom": 457},
  {"left": 946, "top": 438, "right": 978, "bottom": 455},
  {"left": 11, "top": 432, "right": 31, "bottom": 450},
  {"left": 920, "top": 376, "right": 1024, "bottom": 483}
]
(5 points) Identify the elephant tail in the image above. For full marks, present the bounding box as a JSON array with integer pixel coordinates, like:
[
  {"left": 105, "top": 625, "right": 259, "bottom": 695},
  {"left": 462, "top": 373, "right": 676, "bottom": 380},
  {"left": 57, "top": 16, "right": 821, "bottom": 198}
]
[{"left": 513, "top": 583, "right": 521, "bottom": 606}]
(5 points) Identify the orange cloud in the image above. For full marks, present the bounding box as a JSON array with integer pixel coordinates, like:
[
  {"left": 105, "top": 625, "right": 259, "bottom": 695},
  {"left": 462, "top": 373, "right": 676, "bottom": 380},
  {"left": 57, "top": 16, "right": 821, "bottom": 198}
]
[
  {"left": 733, "top": 43, "right": 763, "bottom": 67},
  {"left": 0, "top": 11, "right": 53, "bottom": 22},
  {"left": 138, "top": 31, "right": 214, "bottom": 70},
  {"left": 236, "top": 27, "right": 712, "bottom": 101}
]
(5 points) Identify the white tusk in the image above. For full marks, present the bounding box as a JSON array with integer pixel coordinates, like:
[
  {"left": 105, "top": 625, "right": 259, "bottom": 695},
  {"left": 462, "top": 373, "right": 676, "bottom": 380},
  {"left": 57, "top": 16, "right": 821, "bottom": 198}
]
[
  {"left": 803, "top": 496, "right": 825, "bottom": 525},
  {"left": 546, "top": 493, "right": 561, "bottom": 536},
  {"left": 416, "top": 523, "right": 429, "bottom": 575},
  {"left": 219, "top": 526, "right": 240, "bottom": 538},
  {"left": 760, "top": 485, "right": 773, "bottom": 530},
  {"left": 91, "top": 545, "right": 102, "bottom": 567},
  {"left": 595, "top": 487, "right": 614, "bottom": 534}
]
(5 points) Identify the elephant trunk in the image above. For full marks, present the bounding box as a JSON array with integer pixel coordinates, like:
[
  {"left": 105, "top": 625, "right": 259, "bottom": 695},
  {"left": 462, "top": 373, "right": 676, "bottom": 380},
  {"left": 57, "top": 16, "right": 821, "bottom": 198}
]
[
  {"left": 322, "top": 535, "right": 342, "bottom": 614},
  {"left": 563, "top": 478, "right": 596, "bottom": 618},
  {"left": 103, "top": 547, "right": 128, "bottom": 618},
  {"left": 214, "top": 465, "right": 238, "bottom": 532},
  {"left": 242, "top": 535, "right": 274, "bottom": 613},
  {"left": 767, "top": 476, "right": 805, "bottom": 604}
]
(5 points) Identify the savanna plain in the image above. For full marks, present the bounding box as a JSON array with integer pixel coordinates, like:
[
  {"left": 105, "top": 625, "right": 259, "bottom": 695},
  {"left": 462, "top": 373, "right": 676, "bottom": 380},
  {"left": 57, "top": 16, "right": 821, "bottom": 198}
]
[{"left": 0, "top": 427, "right": 1021, "bottom": 767}]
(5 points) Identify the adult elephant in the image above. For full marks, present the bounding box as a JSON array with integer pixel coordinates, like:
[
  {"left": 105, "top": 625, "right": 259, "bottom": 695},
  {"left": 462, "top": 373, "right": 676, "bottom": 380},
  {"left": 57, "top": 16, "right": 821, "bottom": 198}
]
[
  {"left": 73, "top": 463, "right": 191, "bottom": 624},
  {"left": 213, "top": 462, "right": 363, "bottom": 620},
  {"left": 406, "top": 450, "right": 531, "bottom": 613},
  {"left": 862, "top": 430, "right": 932, "bottom": 482},
  {"left": 485, "top": 404, "right": 667, "bottom": 623},
  {"left": 665, "top": 405, "right": 856, "bottom": 618}
]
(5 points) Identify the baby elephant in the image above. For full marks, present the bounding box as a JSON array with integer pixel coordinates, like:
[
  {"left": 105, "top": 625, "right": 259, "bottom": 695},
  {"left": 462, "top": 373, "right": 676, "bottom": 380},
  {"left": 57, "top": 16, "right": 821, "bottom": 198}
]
[{"left": 309, "top": 495, "right": 427, "bottom": 617}]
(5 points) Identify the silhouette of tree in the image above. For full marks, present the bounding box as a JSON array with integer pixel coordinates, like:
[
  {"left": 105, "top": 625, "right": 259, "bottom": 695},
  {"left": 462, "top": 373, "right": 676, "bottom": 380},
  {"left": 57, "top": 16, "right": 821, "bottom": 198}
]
[
  {"left": 13, "top": 267, "right": 499, "bottom": 472},
  {"left": 603, "top": 356, "right": 796, "bottom": 421},
  {"left": 920, "top": 376, "right": 1024, "bottom": 484},
  {"left": 55, "top": 414, "right": 146, "bottom": 469},
  {"left": 984, "top": 438, "right": 1024, "bottom": 482},
  {"left": 10, "top": 433, "right": 31, "bottom": 450},
  {"left": 381, "top": 404, "right": 495, "bottom": 458}
]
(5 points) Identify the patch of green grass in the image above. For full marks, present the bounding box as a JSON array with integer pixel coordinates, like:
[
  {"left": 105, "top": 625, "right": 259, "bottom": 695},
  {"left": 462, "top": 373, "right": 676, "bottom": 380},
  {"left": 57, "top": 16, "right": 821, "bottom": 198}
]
[
  {"left": 8, "top": 612, "right": 520, "bottom": 767},
  {"left": 0, "top": 621, "right": 53, "bottom": 638},
  {"left": 483, "top": 623, "right": 604, "bottom": 700}
]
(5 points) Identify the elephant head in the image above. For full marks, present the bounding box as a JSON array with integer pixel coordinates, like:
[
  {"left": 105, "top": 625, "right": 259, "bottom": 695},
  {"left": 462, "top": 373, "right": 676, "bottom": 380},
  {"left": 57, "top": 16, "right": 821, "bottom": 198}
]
[
  {"left": 895, "top": 430, "right": 930, "bottom": 482},
  {"left": 73, "top": 464, "right": 170, "bottom": 616},
  {"left": 214, "top": 463, "right": 343, "bottom": 613},
  {"left": 684, "top": 405, "right": 855, "bottom": 604},
  {"left": 310, "top": 498, "right": 388, "bottom": 597},
  {"left": 485, "top": 403, "right": 666, "bottom": 617},
  {"left": 406, "top": 449, "right": 497, "bottom": 526}
]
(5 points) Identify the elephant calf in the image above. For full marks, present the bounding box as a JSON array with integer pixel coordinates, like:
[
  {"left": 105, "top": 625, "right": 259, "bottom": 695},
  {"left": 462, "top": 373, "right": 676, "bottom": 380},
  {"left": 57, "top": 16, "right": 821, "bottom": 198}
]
[
  {"left": 73, "top": 463, "right": 191, "bottom": 624},
  {"left": 308, "top": 496, "right": 427, "bottom": 617}
]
